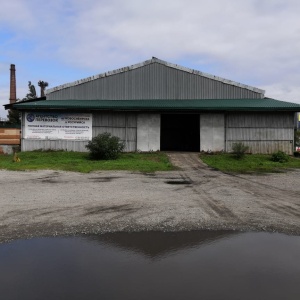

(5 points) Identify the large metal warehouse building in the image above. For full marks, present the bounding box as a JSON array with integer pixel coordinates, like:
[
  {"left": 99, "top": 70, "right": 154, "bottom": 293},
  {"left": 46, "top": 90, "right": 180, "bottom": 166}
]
[{"left": 11, "top": 57, "right": 300, "bottom": 154}]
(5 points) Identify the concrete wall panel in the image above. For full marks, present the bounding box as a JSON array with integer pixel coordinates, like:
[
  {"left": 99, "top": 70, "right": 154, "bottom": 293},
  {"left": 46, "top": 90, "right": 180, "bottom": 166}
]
[
  {"left": 200, "top": 114, "right": 225, "bottom": 151},
  {"left": 137, "top": 114, "right": 160, "bottom": 151}
]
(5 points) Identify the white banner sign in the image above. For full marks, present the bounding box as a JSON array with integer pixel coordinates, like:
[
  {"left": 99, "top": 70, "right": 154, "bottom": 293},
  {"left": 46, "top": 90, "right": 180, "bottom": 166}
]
[{"left": 24, "top": 112, "right": 92, "bottom": 140}]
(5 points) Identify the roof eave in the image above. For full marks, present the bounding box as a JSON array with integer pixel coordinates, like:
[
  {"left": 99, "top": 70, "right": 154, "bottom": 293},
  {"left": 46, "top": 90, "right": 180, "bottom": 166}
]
[{"left": 11, "top": 106, "right": 300, "bottom": 113}]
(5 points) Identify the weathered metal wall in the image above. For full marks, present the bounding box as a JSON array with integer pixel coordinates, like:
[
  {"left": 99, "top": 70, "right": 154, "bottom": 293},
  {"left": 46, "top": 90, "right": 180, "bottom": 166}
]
[
  {"left": 21, "top": 112, "right": 137, "bottom": 152},
  {"left": 21, "top": 110, "right": 295, "bottom": 154},
  {"left": 93, "top": 112, "right": 137, "bottom": 152},
  {"left": 47, "top": 63, "right": 263, "bottom": 101},
  {"left": 22, "top": 139, "right": 89, "bottom": 152},
  {"left": 226, "top": 113, "right": 295, "bottom": 154}
]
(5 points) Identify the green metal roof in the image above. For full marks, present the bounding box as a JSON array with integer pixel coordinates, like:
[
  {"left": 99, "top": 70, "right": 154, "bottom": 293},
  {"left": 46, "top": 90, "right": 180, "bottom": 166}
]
[{"left": 12, "top": 98, "right": 300, "bottom": 112}]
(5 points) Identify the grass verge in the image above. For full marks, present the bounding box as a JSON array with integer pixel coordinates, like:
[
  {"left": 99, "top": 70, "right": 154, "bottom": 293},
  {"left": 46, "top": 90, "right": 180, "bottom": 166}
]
[
  {"left": 200, "top": 153, "right": 300, "bottom": 174},
  {"left": 0, "top": 151, "right": 174, "bottom": 173}
]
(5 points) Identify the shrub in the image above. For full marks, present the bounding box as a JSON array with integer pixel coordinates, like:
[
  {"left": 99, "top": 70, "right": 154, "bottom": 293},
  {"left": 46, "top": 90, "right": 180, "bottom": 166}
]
[
  {"left": 85, "top": 133, "right": 125, "bottom": 160},
  {"left": 271, "top": 150, "right": 289, "bottom": 163},
  {"left": 232, "top": 142, "right": 249, "bottom": 159}
]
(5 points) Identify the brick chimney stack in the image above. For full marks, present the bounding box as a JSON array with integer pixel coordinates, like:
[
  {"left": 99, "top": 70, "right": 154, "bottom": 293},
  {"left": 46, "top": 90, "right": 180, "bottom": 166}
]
[{"left": 9, "top": 64, "right": 17, "bottom": 104}]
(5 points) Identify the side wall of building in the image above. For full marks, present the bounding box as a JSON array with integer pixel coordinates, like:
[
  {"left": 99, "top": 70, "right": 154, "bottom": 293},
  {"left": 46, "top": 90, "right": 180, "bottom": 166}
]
[
  {"left": 225, "top": 112, "right": 295, "bottom": 154},
  {"left": 21, "top": 111, "right": 295, "bottom": 155}
]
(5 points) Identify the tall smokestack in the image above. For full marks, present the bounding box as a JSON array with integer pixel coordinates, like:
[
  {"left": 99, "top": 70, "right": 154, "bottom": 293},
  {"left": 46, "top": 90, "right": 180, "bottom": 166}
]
[{"left": 9, "top": 64, "right": 17, "bottom": 104}]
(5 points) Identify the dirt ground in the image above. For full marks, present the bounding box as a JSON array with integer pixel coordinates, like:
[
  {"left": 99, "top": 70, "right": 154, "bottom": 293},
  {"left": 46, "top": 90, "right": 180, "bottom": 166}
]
[{"left": 1, "top": 153, "right": 300, "bottom": 243}]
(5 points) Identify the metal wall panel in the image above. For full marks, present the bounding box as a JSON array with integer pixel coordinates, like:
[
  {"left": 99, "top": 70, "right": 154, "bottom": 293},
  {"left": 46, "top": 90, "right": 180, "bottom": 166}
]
[
  {"left": 226, "top": 141, "right": 293, "bottom": 154},
  {"left": 92, "top": 112, "right": 137, "bottom": 152},
  {"left": 22, "top": 139, "right": 88, "bottom": 152},
  {"left": 22, "top": 137, "right": 137, "bottom": 152},
  {"left": 226, "top": 128, "right": 294, "bottom": 140},
  {"left": 227, "top": 113, "right": 294, "bottom": 128},
  {"left": 226, "top": 113, "right": 294, "bottom": 154},
  {"left": 47, "top": 63, "right": 263, "bottom": 100}
]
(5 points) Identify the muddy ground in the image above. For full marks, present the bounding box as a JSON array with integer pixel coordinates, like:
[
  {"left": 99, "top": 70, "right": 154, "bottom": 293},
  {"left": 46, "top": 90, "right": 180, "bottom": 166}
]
[{"left": 1, "top": 153, "right": 300, "bottom": 243}]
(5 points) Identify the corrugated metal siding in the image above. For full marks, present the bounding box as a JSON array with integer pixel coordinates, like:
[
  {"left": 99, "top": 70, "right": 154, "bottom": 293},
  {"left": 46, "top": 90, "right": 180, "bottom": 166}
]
[
  {"left": 226, "top": 113, "right": 294, "bottom": 154},
  {"left": 22, "top": 139, "right": 88, "bottom": 152},
  {"left": 93, "top": 112, "right": 137, "bottom": 152},
  {"left": 47, "top": 63, "right": 262, "bottom": 101},
  {"left": 226, "top": 128, "right": 294, "bottom": 140},
  {"left": 226, "top": 141, "right": 293, "bottom": 154},
  {"left": 227, "top": 113, "right": 294, "bottom": 128}
]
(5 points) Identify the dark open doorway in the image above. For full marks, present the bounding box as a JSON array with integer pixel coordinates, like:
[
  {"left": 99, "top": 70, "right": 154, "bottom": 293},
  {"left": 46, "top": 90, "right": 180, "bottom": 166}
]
[{"left": 161, "top": 114, "right": 200, "bottom": 151}]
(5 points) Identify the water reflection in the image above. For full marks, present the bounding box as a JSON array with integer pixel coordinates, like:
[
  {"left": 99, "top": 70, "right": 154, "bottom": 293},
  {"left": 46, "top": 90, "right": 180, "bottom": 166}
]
[
  {"left": 0, "top": 231, "right": 300, "bottom": 300},
  {"left": 88, "top": 230, "right": 236, "bottom": 259}
]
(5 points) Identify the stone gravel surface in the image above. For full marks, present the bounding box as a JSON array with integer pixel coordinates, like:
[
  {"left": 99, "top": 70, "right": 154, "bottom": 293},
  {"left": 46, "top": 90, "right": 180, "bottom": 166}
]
[{"left": 1, "top": 153, "right": 300, "bottom": 243}]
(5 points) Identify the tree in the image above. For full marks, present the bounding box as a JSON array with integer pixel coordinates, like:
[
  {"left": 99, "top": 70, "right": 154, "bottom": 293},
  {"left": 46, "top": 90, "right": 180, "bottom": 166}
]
[
  {"left": 7, "top": 81, "right": 37, "bottom": 124},
  {"left": 23, "top": 81, "right": 37, "bottom": 100},
  {"left": 38, "top": 80, "right": 49, "bottom": 97},
  {"left": 7, "top": 106, "right": 21, "bottom": 124}
]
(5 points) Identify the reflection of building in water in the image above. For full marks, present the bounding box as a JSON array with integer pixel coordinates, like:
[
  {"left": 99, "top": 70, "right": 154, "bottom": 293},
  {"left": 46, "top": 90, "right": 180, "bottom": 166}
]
[{"left": 86, "top": 231, "right": 237, "bottom": 259}]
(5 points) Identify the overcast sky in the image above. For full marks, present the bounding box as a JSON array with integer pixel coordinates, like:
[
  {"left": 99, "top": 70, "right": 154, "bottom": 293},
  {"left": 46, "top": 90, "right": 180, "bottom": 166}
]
[{"left": 1, "top": 0, "right": 300, "bottom": 118}]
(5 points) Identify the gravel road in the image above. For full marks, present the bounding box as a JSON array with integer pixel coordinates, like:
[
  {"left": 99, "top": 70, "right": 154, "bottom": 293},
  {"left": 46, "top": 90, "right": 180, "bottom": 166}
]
[{"left": 1, "top": 153, "right": 300, "bottom": 243}]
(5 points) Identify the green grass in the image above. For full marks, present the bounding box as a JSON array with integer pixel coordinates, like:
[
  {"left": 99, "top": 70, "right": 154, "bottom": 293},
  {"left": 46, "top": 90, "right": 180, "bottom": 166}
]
[
  {"left": 200, "top": 153, "right": 300, "bottom": 174},
  {"left": 0, "top": 151, "right": 174, "bottom": 173}
]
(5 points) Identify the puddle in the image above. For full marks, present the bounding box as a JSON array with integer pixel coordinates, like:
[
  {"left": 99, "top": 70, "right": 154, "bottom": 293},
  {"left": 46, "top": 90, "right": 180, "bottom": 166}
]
[
  {"left": 1, "top": 231, "right": 300, "bottom": 300},
  {"left": 88, "top": 176, "right": 120, "bottom": 182},
  {"left": 165, "top": 180, "right": 192, "bottom": 185}
]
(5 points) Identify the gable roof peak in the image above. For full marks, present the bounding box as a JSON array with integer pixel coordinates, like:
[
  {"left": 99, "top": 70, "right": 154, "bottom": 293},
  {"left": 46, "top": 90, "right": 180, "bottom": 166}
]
[{"left": 46, "top": 57, "right": 265, "bottom": 95}]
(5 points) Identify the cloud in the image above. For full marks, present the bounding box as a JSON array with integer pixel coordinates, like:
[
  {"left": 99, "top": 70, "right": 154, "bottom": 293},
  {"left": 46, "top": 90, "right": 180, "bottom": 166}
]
[
  {"left": 49, "top": 0, "right": 300, "bottom": 102},
  {"left": 0, "top": 0, "right": 300, "bottom": 117}
]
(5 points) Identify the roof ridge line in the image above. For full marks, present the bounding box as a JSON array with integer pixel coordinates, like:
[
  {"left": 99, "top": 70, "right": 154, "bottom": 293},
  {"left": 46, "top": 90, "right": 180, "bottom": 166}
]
[{"left": 46, "top": 57, "right": 265, "bottom": 95}]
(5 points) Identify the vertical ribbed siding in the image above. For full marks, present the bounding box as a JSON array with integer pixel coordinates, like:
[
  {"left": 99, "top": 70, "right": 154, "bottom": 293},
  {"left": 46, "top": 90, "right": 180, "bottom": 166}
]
[
  {"left": 22, "top": 139, "right": 89, "bottom": 152},
  {"left": 225, "top": 112, "right": 295, "bottom": 154},
  {"left": 47, "top": 63, "right": 263, "bottom": 100},
  {"left": 92, "top": 112, "right": 137, "bottom": 152}
]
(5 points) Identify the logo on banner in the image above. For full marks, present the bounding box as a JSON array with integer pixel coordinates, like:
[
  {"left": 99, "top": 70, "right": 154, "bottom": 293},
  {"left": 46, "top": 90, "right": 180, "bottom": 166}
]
[{"left": 26, "top": 113, "right": 35, "bottom": 122}]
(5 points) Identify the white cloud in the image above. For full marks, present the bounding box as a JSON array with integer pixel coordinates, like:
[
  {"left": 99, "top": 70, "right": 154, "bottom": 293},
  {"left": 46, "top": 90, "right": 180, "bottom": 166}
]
[{"left": 1, "top": 0, "right": 300, "bottom": 108}]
